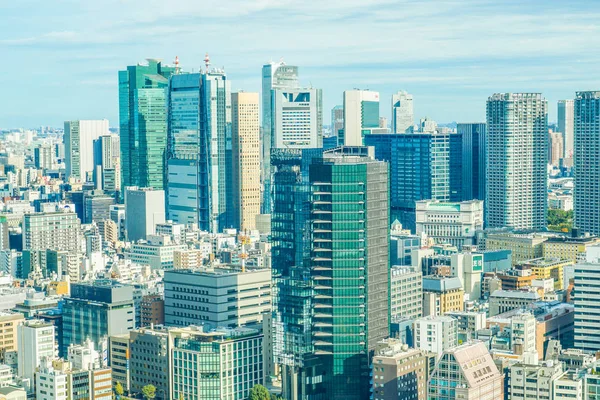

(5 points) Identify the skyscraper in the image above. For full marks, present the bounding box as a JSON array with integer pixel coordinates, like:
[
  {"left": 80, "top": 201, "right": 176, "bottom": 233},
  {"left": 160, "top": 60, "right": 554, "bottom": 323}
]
[
  {"left": 548, "top": 130, "right": 564, "bottom": 167},
  {"left": 457, "top": 123, "right": 486, "bottom": 201},
  {"left": 275, "top": 147, "right": 389, "bottom": 400},
  {"left": 272, "top": 88, "right": 323, "bottom": 149},
  {"left": 574, "top": 91, "right": 600, "bottom": 236},
  {"left": 119, "top": 59, "right": 176, "bottom": 191},
  {"left": 34, "top": 144, "right": 53, "bottom": 170},
  {"left": 261, "top": 61, "right": 300, "bottom": 214},
  {"left": 64, "top": 120, "right": 109, "bottom": 181},
  {"left": 124, "top": 187, "right": 166, "bottom": 242},
  {"left": 558, "top": 99, "right": 574, "bottom": 159},
  {"left": 392, "top": 90, "right": 414, "bottom": 133},
  {"left": 231, "top": 92, "right": 261, "bottom": 231},
  {"left": 166, "top": 64, "right": 232, "bottom": 232},
  {"left": 486, "top": 93, "right": 547, "bottom": 230},
  {"left": 342, "top": 90, "right": 380, "bottom": 146},
  {"left": 93, "top": 134, "right": 121, "bottom": 193},
  {"left": 331, "top": 105, "right": 344, "bottom": 140},
  {"left": 574, "top": 244, "right": 600, "bottom": 351}
]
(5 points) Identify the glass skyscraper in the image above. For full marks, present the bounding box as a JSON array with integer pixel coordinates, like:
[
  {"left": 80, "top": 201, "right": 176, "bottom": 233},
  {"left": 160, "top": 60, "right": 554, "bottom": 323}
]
[
  {"left": 457, "top": 123, "right": 487, "bottom": 202},
  {"left": 119, "top": 59, "right": 176, "bottom": 191},
  {"left": 166, "top": 68, "right": 232, "bottom": 232}
]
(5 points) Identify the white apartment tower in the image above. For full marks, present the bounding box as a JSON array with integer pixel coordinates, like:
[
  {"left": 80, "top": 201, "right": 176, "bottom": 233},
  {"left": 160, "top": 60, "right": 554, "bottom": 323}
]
[
  {"left": 392, "top": 90, "right": 414, "bottom": 133},
  {"left": 558, "top": 99, "right": 574, "bottom": 159},
  {"left": 17, "top": 320, "right": 56, "bottom": 387},
  {"left": 486, "top": 93, "right": 548, "bottom": 230}
]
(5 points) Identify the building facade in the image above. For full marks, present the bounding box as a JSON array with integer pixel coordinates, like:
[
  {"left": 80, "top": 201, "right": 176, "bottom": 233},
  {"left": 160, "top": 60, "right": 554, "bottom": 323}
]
[
  {"left": 342, "top": 90, "right": 380, "bottom": 146},
  {"left": 22, "top": 212, "right": 79, "bottom": 253},
  {"left": 390, "top": 266, "right": 422, "bottom": 320},
  {"left": 124, "top": 187, "right": 166, "bottom": 242},
  {"left": 391, "top": 90, "right": 414, "bottom": 134},
  {"left": 272, "top": 88, "right": 322, "bottom": 149},
  {"left": 558, "top": 99, "right": 574, "bottom": 160},
  {"left": 64, "top": 120, "right": 109, "bottom": 181},
  {"left": 457, "top": 123, "right": 486, "bottom": 202}
]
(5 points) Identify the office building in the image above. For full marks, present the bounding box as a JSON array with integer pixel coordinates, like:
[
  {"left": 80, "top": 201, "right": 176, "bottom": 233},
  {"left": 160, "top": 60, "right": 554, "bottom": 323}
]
[
  {"left": 62, "top": 280, "right": 134, "bottom": 355},
  {"left": 446, "top": 311, "right": 486, "bottom": 342},
  {"left": 574, "top": 91, "right": 600, "bottom": 235},
  {"left": 140, "top": 294, "right": 164, "bottom": 327},
  {"left": 390, "top": 266, "right": 422, "bottom": 320},
  {"left": 166, "top": 66, "right": 232, "bottom": 232},
  {"left": 272, "top": 88, "right": 322, "bottom": 149},
  {"left": 364, "top": 132, "right": 462, "bottom": 231},
  {"left": 17, "top": 320, "right": 56, "bottom": 387},
  {"left": 428, "top": 341, "right": 503, "bottom": 400},
  {"left": 558, "top": 99, "right": 574, "bottom": 159},
  {"left": 457, "top": 123, "right": 486, "bottom": 201},
  {"left": 486, "top": 93, "right": 547, "bottom": 230},
  {"left": 261, "top": 61, "right": 300, "bottom": 214},
  {"left": 119, "top": 59, "right": 176, "bottom": 190},
  {"left": 83, "top": 190, "right": 115, "bottom": 224},
  {"left": 22, "top": 212, "right": 79, "bottom": 253},
  {"left": 36, "top": 359, "right": 68, "bottom": 400},
  {"left": 422, "top": 275, "right": 464, "bottom": 317},
  {"left": 489, "top": 290, "right": 540, "bottom": 316},
  {"left": 415, "top": 200, "right": 483, "bottom": 249},
  {"left": 164, "top": 267, "right": 271, "bottom": 328},
  {"left": 542, "top": 234, "right": 600, "bottom": 264},
  {"left": 549, "top": 130, "right": 564, "bottom": 166},
  {"left": 124, "top": 187, "right": 166, "bottom": 242},
  {"left": 372, "top": 339, "right": 428, "bottom": 400},
  {"left": 450, "top": 252, "right": 484, "bottom": 301},
  {"left": 485, "top": 233, "right": 547, "bottom": 265},
  {"left": 93, "top": 134, "right": 121, "bottom": 193},
  {"left": 129, "top": 328, "right": 169, "bottom": 400},
  {"left": 390, "top": 229, "right": 421, "bottom": 266},
  {"left": 108, "top": 334, "right": 130, "bottom": 394},
  {"left": 574, "top": 245, "right": 600, "bottom": 351},
  {"left": 392, "top": 90, "right": 414, "bottom": 133},
  {"left": 521, "top": 257, "right": 571, "bottom": 290},
  {"left": 508, "top": 361, "right": 562, "bottom": 399},
  {"left": 510, "top": 312, "right": 537, "bottom": 357},
  {"left": 169, "top": 326, "right": 263, "bottom": 400},
  {"left": 331, "top": 105, "right": 344, "bottom": 139},
  {"left": 34, "top": 144, "right": 53, "bottom": 170},
  {"left": 0, "top": 312, "right": 24, "bottom": 356},
  {"left": 342, "top": 90, "right": 380, "bottom": 146},
  {"left": 64, "top": 120, "right": 108, "bottom": 181},
  {"left": 125, "top": 235, "right": 186, "bottom": 270},
  {"left": 231, "top": 92, "right": 261, "bottom": 232},
  {"left": 413, "top": 315, "right": 457, "bottom": 356}
]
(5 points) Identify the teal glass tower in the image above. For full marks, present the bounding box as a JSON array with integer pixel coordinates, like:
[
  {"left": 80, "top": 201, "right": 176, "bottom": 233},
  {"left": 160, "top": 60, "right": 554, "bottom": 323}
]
[
  {"left": 119, "top": 59, "right": 176, "bottom": 191},
  {"left": 274, "top": 147, "right": 390, "bottom": 400}
]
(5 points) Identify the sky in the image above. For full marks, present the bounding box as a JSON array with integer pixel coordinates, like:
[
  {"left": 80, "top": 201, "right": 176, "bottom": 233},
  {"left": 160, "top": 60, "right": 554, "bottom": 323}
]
[{"left": 1, "top": 0, "right": 600, "bottom": 128}]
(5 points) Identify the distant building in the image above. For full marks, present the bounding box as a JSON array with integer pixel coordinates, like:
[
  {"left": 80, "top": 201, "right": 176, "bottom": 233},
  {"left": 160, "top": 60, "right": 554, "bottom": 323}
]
[
  {"left": 124, "top": 187, "right": 165, "bottom": 242},
  {"left": 508, "top": 361, "right": 562, "bottom": 399},
  {"left": 391, "top": 91, "right": 414, "bottom": 134},
  {"left": 574, "top": 245, "right": 600, "bottom": 351},
  {"left": 342, "top": 90, "right": 379, "bottom": 146},
  {"left": 22, "top": 212, "right": 79, "bottom": 253},
  {"left": 457, "top": 123, "right": 486, "bottom": 202},
  {"left": 558, "top": 99, "right": 574, "bottom": 159},
  {"left": 64, "top": 120, "right": 109, "bottom": 181},
  {"left": 549, "top": 130, "right": 564, "bottom": 167},
  {"left": 34, "top": 144, "right": 53, "bottom": 170},
  {"left": 331, "top": 105, "right": 344, "bottom": 139},
  {"left": 485, "top": 233, "right": 547, "bottom": 265},
  {"left": 0, "top": 312, "right": 24, "bottom": 356},
  {"left": 272, "top": 88, "right": 323, "bottom": 149},
  {"left": 140, "top": 294, "right": 164, "bottom": 327},
  {"left": 489, "top": 290, "right": 540, "bottom": 316},
  {"left": 125, "top": 235, "right": 187, "bottom": 270},
  {"left": 93, "top": 134, "right": 121, "bottom": 193}
]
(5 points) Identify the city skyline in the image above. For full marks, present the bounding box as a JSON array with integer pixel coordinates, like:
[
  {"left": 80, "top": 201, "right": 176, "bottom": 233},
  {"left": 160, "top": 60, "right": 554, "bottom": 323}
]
[{"left": 2, "top": 0, "right": 600, "bottom": 127}]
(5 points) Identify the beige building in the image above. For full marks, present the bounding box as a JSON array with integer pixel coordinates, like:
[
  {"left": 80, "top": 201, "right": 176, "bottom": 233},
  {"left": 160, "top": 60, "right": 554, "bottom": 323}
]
[
  {"left": 372, "top": 339, "right": 429, "bottom": 400},
  {"left": 173, "top": 248, "right": 203, "bottom": 269},
  {"left": 485, "top": 233, "right": 547, "bottom": 265},
  {"left": 422, "top": 275, "right": 464, "bottom": 317},
  {"left": 508, "top": 361, "right": 562, "bottom": 399},
  {"left": 548, "top": 130, "right": 564, "bottom": 166},
  {"left": 543, "top": 235, "right": 600, "bottom": 264},
  {"left": 231, "top": 92, "right": 260, "bottom": 232},
  {"left": 0, "top": 312, "right": 24, "bottom": 358},
  {"left": 520, "top": 257, "right": 572, "bottom": 290}
]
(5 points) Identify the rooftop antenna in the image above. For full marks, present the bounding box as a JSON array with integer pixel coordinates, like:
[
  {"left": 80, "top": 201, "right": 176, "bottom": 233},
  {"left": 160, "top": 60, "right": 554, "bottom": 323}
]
[
  {"left": 204, "top": 53, "right": 211, "bottom": 71},
  {"left": 174, "top": 56, "right": 180, "bottom": 74}
]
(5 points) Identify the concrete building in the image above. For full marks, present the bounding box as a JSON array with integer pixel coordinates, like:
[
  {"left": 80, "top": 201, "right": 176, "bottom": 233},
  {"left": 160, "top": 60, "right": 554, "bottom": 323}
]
[
  {"left": 390, "top": 228, "right": 421, "bottom": 266},
  {"left": 485, "top": 233, "right": 547, "bottom": 265},
  {"left": 510, "top": 312, "right": 537, "bottom": 357},
  {"left": 558, "top": 99, "right": 574, "bottom": 160},
  {"left": 372, "top": 339, "right": 427, "bottom": 400},
  {"left": 415, "top": 200, "right": 483, "bottom": 249},
  {"left": 64, "top": 120, "right": 109, "bottom": 181},
  {"left": 446, "top": 311, "right": 486, "bottom": 343},
  {"left": 549, "top": 130, "right": 564, "bottom": 166},
  {"left": 17, "top": 320, "right": 56, "bottom": 388},
  {"left": 390, "top": 266, "right": 422, "bottom": 320},
  {"left": 164, "top": 267, "right": 271, "bottom": 328},
  {"left": 391, "top": 91, "right": 414, "bottom": 134},
  {"left": 129, "top": 327, "right": 169, "bottom": 400},
  {"left": 553, "top": 370, "right": 584, "bottom": 400},
  {"left": 342, "top": 90, "right": 380, "bottom": 146},
  {"left": 231, "top": 92, "right": 261, "bottom": 232},
  {"left": 520, "top": 257, "right": 572, "bottom": 290},
  {"left": 125, "top": 187, "right": 165, "bottom": 242},
  {"left": 22, "top": 212, "right": 79, "bottom": 253},
  {"left": 574, "top": 244, "right": 600, "bottom": 351},
  {"left": 140, "top": 294, "right": 164, "bottom": 327},
  {"left": 508, "top": 361, "right": 562, "bottom": 400},
  {"left": 125, "top": 235, "right": 187, "bottom": 271},
  {"left": 36, "top": 359, "right": 68, "bottom": 400},
  {"left": 422, "top": 275, "right": 464, "bottom": 317},
  {"left": 34, "top": 144, "right": 53, "bottom": 170},
  {"left": 0, "top": 313, "right": 24, "bottom": 356},
  {"left": 62, "top": 280, "right": 134, "bottom": 355},
  {"left": 486, "top": 93, "right": 547, "bottom": 230},
  {"left": 169, "top": 326, "right": 263, "bottom": 400},
  {"left": 428, "top": 341, "right": 503, "bottom": 399},
  {"left": 413, "top": 315, "right": 457, "bottom": 356},
  {"left": 543, "top": 235, "right": 600, "bottom": 264},
  {"left": 331, "top": 105, "right": 344, "bottom": 139},
  {"left": 489, "top": 290, "right": 541, "bottom": 316},
  {"left": 272, "top": 88, "right": 322, "bottom": 149},
  {"left": 450, "top": 251, "right": 484, "bottom": 301},
  {"left": 108, "top": 334, "right": 130, "bottom": 394},
  {"left": 93, "top": 134, "right": 121, "bottom": 193},
  {"left": 173, "top": 249, "right": 203, "bottom": 269}
]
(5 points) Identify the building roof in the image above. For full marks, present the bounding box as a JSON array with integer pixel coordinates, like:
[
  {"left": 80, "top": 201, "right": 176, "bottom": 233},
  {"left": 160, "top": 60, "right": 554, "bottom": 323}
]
[
  {"left": 423, "top": 275, "right": 463, "bottom": 292},
  {"left": 444, "top": 341, "right": 502, "bottom": 388},
  {"left": 489, "top": 290, "right": 540, "bottom": 300}
]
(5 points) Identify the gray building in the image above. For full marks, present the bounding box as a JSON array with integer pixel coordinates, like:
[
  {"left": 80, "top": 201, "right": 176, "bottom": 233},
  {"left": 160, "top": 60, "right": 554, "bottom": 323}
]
[
  {"left": 83, "top": 190, "right": 115, "bottom": 224},
  {"left": 62, "top": 280, "right": 134, "bottom": 355},
  {"left": 125, "top": 187, "right": 165, "bottom": 242},
  {"left": 34, "top": 144, "right": 53, "bottom": 170},
  {"left": 489, "top": 289, "right": 541, "bottom": 316},
  {"left": 486, "top": 93, "right": 548, "bottom": 230},
  {"left": 129, "top": 327, "right": 169, "bottom": 400},
  {"left": 390, "top": 266, "right": 422, "bottom": 320},
  {"left": 574, "top": 245, "right": 600, "bottom": 351},
  {"left": 164, "top": 267, "right": 271, "bottom": 329},
  {"left": 272, "top": 88, "right": 322, "bottom": 149},
  {"left": 574, "top": 91, "right": 600, "bottom": 236},
  {"left": 93, "top": 134, "right": 121, "bottom": 193},
  {"left": 22, "top": 212, "right": 79, "bottom": 253},
  {"left": 558, "top": 99, "right": 574, "bottom": 159}
]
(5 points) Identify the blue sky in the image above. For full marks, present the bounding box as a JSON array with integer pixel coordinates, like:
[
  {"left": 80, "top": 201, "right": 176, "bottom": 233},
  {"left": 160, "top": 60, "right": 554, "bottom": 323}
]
[{"left": 1, "top": 0, "right": 599, "bottom": 128}]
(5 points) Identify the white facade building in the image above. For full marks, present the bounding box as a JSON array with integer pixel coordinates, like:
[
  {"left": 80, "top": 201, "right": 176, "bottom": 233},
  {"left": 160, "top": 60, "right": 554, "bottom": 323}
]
[
  {"left": 558, "top": 99, "right": 574, "bottom": 159},
  {"left": 272, "top": 88, "right": 322, "bottom": 149},
  {"left": 125, "top": 187, "right": 166, "bottom": 242},
  {"left": 392, "top": 91, "right": 414, "bottom": 133},
  {"left": 64, "top": 120, "right": 109, "bottom": 181},
  {"left": 390, "top": 266, "right": 422, "bottom": 320},
  {"left": 342, "top": 90, "right": 380, "bottom": 146},
  {"left": 17, "top": 320, "right": 56, "bottom": 388},
  {"left": 413, "top": 315, "right": 457, "bottom": 357}
]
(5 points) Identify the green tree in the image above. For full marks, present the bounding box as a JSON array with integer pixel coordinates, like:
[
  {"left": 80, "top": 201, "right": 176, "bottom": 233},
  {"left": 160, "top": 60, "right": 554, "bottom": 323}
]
[
  {"left": 142, "top": 385, "right": 156, "bottom": 400},
  {"left": 248, "top": 384, "right": 270, "bottom": 400},
  {"left": 115, "top": 382, "right": 124, "bottom": 396}
]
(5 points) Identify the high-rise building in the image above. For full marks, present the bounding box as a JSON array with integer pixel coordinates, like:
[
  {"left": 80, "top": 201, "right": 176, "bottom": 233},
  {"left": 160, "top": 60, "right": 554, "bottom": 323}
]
[
  {"left": 392, "top": 90, "right": 414, "bottom": 133},
  {"left": 428, "top": 341, "right": 503, "bottom": 399},
  {"left": 231, "top": 92, "right": 261, "bottom": 232},
  {"left": 62, "top": 280, "right": 134, "bottom": 355},
  {"left": 124, "top": 187, "right": 165, "bottom": 242},
  {"left": 558, "top": 99, "right": 574, "bottom": 159},
  {"left": 64, "top": 120, "right": 109, "bottom": 181},
  {"left": 93, "top": 134, "right": 121, "bottom": 193},
  {"left": 390, "top": 266, "right": 422, "bottom": 320},
  {"left": 119, "top": 59, "right": 176, "bottom": 190},
  {"left": 331, "top": 105, "right": 344, "bottom": 140},
  {"left": 364, "top": 133, "right": 462, "bottom": 231},
  {"left": 83, "top": 190, "right": 115, "bottom": 224},
  {"left": 166, "top": 66, "right": 232, "bottom": 232},
  {"left": 574, "top": 91, "right": 600, "bottom": 236},
  {"left": 34, "top": 144, "right": 53, "bottom": 170},
  {"left": 342, "top": 90, "right": 380, "bottom": 146},
  {"left": 486, "top": 93, "right": 548, "bottom": 230},
  {"left": 22, "top": 212, "right": 80, "bottom": 253},
  {"left": 457, "top": 123, "right": 486, "bottom": 201},
  {"left": 129, "top": 327, "right": 169, "bottom": 400},
  {"left": 272, "top": 88, "right": 323, "bottom": 149},
  {"left": 17, "top": 320, "right": 56, "bottom": 387},
  {"left": 300, "top": 147, "right": 390, "bottom": 399},
  {"left": 574, "top": 244, "right": 600, "bottom": 351},
  {"left": 548, "top": 130, "right": 564, "bottom": 167},
  {"left": 261, "top": 61, "right": 300, "bottom": 214}
]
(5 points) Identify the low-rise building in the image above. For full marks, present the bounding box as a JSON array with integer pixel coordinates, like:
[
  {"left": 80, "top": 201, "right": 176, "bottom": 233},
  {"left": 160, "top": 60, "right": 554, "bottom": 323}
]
[
  {"left": 413, "top": 315, "right": 457, "bottom": 356},
  {"left": 508, "top": 360, "right": 562, "bottom": 400},
  {"left": 422, "top": 275, "right": 464, "bottom": 317},
  {"left": 485, "top": 233, "right": 547, "bottom": 265},
  {"left": 520, "top": 257, "right": 572, "bottom": 290},
  {"left": 390, "top": 266, "right": 422, "bottom": 320},
  {"left": 489, "top": 289, "right": 540, "bottom": 316}
]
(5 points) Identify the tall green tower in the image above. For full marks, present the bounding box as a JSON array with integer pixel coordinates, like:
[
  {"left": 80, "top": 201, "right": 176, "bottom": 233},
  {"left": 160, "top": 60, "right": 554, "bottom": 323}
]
[{"left": 119, "top": 59, "right": 176, "bottom": 191}]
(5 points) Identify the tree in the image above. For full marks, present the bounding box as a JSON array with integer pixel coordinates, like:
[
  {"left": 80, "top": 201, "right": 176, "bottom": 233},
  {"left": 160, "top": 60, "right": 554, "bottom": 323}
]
[
  {"left": 248, "top": 384, "right": 270, "bottom": 400},
  {"left": 115, "top": 382, "right": 124, "bottom": 396},
  {"left": 142, "top": 385, "right": 156, "bottom": 400}
]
